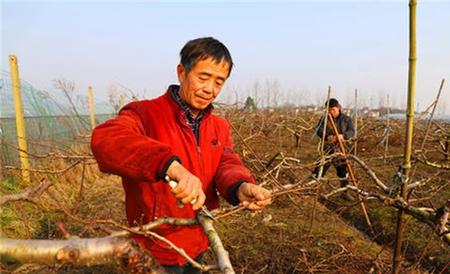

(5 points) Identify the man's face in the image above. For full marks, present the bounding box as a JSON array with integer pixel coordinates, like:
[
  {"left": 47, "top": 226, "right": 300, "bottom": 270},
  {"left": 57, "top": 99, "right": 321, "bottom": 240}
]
[
  {"left": 177, "top": 57, "right": 230, "bottom": 116},
  {"left": 329, "top": 106, "right": 340, "bottom": 118}
]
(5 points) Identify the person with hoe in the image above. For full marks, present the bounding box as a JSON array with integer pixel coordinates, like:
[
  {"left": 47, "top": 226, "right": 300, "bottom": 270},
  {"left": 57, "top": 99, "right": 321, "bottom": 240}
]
[{"left": 91, "top": 37, "right": 272, "bottom": 273}]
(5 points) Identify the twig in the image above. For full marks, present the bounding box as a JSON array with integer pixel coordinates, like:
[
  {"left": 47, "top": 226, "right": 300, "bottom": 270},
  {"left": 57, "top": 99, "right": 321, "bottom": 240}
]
[
  {"left": 345, "top": 154, "right": 389, "bottom": 192},
  {"left": 0, "top": 178, "right": 52, "bottom": 206},
  {"left": 230, "top": 123, "right": 283, "bottom": 188},
  {"left": 4, "top": 160, "right": 91, "bottom": 174},
  {"left": 141, "top": 229, "right": 218, "bottom": 272},
  {"left": 416, "top": 156, "right": 450, "bottom": 170},
  {"left": 342, "top": 186, "right": 450, "bottom": 245}
]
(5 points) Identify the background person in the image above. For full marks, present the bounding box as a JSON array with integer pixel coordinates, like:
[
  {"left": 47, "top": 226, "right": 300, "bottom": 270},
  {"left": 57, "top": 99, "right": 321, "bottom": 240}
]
[{"left": 311, "top": 98, "right": 355, "bottom": 198}]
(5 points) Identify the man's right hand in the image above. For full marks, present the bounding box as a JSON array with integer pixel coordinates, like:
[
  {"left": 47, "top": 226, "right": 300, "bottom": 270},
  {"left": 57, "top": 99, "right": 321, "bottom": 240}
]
[
  {"left": 166, "top": 161, "right": 206, "bottom": 210},
  {"left": 327, "top": 134, "right": 344, "bottom": 143},
  {"left": 326, "top": 135, "right": 337, "bottom": 142}
]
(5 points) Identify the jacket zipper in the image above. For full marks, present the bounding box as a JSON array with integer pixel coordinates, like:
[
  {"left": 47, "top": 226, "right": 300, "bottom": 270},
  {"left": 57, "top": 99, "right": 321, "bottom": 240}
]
[
  {"left": 180, "top": 115, "right": 205, "bottom": 184},
  {"left": 196, "top": 124, "right": 205, "bottom": 184}
]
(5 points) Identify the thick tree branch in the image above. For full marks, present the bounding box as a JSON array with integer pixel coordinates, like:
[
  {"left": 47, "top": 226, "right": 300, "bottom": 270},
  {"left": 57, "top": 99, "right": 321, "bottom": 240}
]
[
  {"left": 0, "top": 237, "right": 166, "bottom": 274},
  {"left": 198, "top": 214, "right": 235, "bottom": 274}
]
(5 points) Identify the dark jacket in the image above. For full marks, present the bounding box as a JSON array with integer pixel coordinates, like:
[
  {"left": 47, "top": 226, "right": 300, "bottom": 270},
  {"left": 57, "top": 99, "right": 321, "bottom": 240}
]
[
  {"left": 315, "top": 112, "right": 355, "bottom": 141},
  {"left": 91, "top": 86, "right": 255, "bottom": 265}
]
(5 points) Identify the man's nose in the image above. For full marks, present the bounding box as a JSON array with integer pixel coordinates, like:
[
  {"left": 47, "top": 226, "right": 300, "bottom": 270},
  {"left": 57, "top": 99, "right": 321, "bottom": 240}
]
[{"left": 203, "top": 80, "right": 215, "bottom": 94}]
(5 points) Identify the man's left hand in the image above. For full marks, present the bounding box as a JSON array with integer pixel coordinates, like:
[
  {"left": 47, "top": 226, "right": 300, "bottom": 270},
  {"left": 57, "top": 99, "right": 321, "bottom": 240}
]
[{"left": 236, "top": 183, "right": 272, "bottom": 210}]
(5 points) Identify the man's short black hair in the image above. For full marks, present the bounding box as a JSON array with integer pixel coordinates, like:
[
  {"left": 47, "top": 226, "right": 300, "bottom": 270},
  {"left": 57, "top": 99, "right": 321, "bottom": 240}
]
[
  {"left": 180, "top": 37, "right": 233, "bottom": 77},
  {"left": 326, "top": 98, "right": 340, "bottom": 108}
]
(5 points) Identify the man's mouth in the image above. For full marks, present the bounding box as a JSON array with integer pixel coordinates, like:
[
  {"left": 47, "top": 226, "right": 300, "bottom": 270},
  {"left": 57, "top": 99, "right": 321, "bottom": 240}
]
[{"left": 196, "top": 95, "right": 213, "bottom": 102}]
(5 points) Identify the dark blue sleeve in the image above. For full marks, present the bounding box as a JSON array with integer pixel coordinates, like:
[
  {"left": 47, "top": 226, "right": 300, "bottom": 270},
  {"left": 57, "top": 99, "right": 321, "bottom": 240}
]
[{"left": 342, "top": 116, "right": 355, "bottom": 140}]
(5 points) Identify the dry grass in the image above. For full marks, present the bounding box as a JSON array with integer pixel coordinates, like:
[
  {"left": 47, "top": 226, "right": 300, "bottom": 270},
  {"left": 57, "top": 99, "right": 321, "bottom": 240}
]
[{"left": 1, "top": 109, "right": 449, "bottom": 273}]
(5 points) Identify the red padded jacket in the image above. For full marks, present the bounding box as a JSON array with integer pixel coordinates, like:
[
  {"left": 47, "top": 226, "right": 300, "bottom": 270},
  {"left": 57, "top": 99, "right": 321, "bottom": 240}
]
[{"left": 91, "top": 87, "right": 255, "bottom": 265}]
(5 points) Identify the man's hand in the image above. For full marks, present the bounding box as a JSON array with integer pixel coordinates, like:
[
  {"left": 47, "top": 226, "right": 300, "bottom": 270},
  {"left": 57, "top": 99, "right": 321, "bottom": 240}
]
[
  {"left": 166, "top": 161, "right": 206, "bottom": 210},
  {"left": 326, "top": 134, "right": 344, "bottom": 143},
  {"left": 236, "top": 183, "right": 272, "bottom": 210},
  {"left": 326, "top": 135, "right": 336, "bottom": 143}
]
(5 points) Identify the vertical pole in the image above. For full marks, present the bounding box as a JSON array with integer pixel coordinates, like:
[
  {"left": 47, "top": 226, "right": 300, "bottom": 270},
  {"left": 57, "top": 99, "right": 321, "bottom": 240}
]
[
  {"left": 317, "top": 86, "right": 332, "bottom": 179},
  {"left": 393, "top": 1, "right": 416, "bottom": 273},
  {"left": 409, "top": 79, "right": 445, "bottom": 179},
  {"left": 0, "top": 104, "right": 3, "bottom": 181},
  {"left": 445, "top": 135, "right": 449, "bottom": 162},
  {"left": 384, "top": 94, "right": 390, "bottom": 162},
  {"left": 0, "top": 134, "right": 4, "bottom": 181},
  {"left": 327, "top": 114, "right": 374, "bottom": 234},
  {"left": 8, "top": 55, "right": 30, "bottom": 183},
  {"left": 354, "top": 88, "right": 358, "bottom": 156},
  {"left": 88, "top": 86, "right": 95, "bottom": 130},
  {"left": 419, "top": 79, "right": 445, "bottom": 152},
  {"left": 118, "top": 94, "right": 125, "bottom": 114}
]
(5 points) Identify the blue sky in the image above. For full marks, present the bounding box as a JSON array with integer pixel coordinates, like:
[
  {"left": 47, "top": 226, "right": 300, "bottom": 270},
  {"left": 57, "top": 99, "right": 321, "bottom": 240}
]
[{"left": 1, "top": 1, "right": 449, "bottom": 113}]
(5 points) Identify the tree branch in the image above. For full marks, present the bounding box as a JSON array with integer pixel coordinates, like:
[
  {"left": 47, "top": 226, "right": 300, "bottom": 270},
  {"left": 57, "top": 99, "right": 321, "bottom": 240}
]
[
  {"left": 0, "top": 237, "right": 166, "bottom": 274},
  {"left": 340, "top": 186, "right": 450, "bottom": 245},
  {"left": 0, "top": 178, "right": 52, "bottom": 206},
  {"left": 416, "top": 156, "right": 450, "bottom": 170},
  {"left": 197, "top": 214, "right": 235, "bottom": 274}
]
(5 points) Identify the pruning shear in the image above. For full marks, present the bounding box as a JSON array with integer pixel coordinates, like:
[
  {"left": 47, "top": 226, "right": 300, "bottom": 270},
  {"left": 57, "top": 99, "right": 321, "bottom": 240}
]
[{"left": 164, "top": 176, "right": 215, "bottom": 220}]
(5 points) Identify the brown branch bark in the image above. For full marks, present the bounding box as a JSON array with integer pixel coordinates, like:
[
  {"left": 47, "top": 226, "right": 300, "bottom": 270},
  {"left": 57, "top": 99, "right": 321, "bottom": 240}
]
[
  {"left": 345, "top": 154, "right": 389, "bottom": 192},
  {"left": 339, "top": 186, "right": 450, "bottom": 246},
  {"left": 197, "top": 214, "right": 235, "bottom": 274},
  {"left": 0, "top": 178, "right": 52, "bottom": 206},
  {"left": 417, "top": 156, "right": 450, "bottom": 170},
  {"left": 4, "top": 160, "right": 93, "bottom": 175}
]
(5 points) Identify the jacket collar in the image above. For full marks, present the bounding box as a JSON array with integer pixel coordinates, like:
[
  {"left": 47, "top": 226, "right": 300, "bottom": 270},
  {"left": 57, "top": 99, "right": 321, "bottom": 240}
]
[
  {"left": 165, "top": 85, "right": 213, "bottom": 121},
  {"left": 165, "top": 85, "right": 214, "bottom": 117}
]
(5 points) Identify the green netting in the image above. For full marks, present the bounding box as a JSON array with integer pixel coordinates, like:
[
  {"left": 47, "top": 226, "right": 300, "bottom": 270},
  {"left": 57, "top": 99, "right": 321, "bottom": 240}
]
[{"left": 0, "top": 71, "right": 113, "bottom": 166}]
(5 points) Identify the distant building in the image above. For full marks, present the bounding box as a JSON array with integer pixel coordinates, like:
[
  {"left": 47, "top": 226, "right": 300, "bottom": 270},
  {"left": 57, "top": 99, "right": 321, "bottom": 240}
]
[
  {"left": 342, "top": 108, "right": 352, "bottom": 116},
  {"left": 361, "top": 107, "right": 370, "bottom": 115},
  {"left": 304, "top": 105, "right": 317, "bottom": 112}
]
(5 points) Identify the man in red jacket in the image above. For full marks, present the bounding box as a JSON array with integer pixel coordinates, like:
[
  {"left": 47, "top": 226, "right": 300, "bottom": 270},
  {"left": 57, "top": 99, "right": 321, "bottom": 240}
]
[{"left": 91, "top": 37, "right": 271, "bottom": 273}]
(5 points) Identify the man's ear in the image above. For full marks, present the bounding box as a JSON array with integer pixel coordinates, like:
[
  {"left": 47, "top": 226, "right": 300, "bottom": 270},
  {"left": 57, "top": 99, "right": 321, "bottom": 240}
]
[{"left": 177, "top": 64, "right": 185, "bottom": 82}]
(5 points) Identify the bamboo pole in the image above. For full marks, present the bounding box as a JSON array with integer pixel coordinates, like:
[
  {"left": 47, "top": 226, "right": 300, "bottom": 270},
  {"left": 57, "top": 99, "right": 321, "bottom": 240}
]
[
  {"left": 419, "top": 79, "right": 445, "bottom": 152},
  {"left": 118, "top": 94, "right": 126, "bottom": 114},
  {"left": 88, "top": 86, "right": 96, "bottom": 130},
  {"left": 0, "top": 102, "right": 3, "bottom": 180},
  {"left": 9, "top": 55, "right": 30, "bottom": 183},
  {"left": 354, "top": 88, "right": 358, "bottom": 156},
  {"left": 384, "top": 94, "right": 390, "bottom": 162},
  {"left": 446, "top": 135, "right": 449, "bottom": 162},
  {"left": 317, "top": 86, "right": 332, "bottom": 179},
  {"left": 327, "top": 114, "right": 374, "bottom": 234},
  {"left": 0, "top": 124, "right": 4, "bottom": 180},
  {"left": 309, "top": 87, "right": 331, "bottom": 235},
  {"left": 393, "top": 1, "right": 417, "bottom": 273},
  {"left": 0, "top": 137, "right": 3, "bottom": 181},
  {"left": 410, "top": 79, "right": 445, "bottom": 179}
]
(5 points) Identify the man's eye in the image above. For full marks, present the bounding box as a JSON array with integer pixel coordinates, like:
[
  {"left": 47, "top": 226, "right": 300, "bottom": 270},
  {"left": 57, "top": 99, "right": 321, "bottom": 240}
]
[
  {"left": 216, "top": 81, "right": 223, "bottom": 87},
  {"left": 199, "top": 76, "right": 209, "bottom": 81}
]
